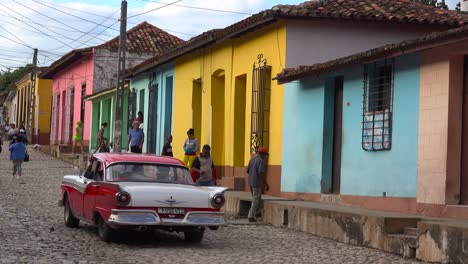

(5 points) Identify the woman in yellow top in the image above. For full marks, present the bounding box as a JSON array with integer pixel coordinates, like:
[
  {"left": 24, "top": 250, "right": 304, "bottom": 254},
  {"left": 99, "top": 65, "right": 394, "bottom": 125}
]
[
  {"left": 183, "top": 128, "right": 199, "bottom": 168},
  {"left": 71, "top": 120, "right": 84, "bottom": 155}
]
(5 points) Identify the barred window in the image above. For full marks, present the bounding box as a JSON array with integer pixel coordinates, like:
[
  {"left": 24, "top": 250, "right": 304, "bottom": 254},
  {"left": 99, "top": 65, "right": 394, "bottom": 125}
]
[
  {"left": 362, "top": 59, "right": 394, "bottom": 151},
  {"left": 250, "top": 54, "right": 271, "bottom": 153}
]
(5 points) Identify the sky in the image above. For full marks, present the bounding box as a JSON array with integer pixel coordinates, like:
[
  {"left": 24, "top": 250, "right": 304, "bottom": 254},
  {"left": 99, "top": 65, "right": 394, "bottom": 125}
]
[{"left": 0, "top": 0, "right": 462, "bottom": 71}]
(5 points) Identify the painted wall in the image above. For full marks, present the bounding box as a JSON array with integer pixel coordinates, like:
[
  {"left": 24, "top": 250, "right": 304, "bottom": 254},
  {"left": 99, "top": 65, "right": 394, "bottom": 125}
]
[
  {"left": 89, "top": 90, "right": 129, "bottom": 152},
  {"left": 130, "top": 63, "right": 175, "bottom": 154},
  {"left": 50, "top": 54, "right": 94, "bottom": 145},
  {"left": 416, "top": 43, "right": 468, "bottom": 205},
  {"left": 281, "top": 78, "right": 325, "bottom": 193},
  {"left": 282, "top": 54, "right": 420, "bottom": 198},
  {"left": 36, "top": 78, "right": 53, "bottom": 137},
  {"left": 173, "top": 22, "right": 286, "bottom": 168},
  {"left": 286, "top": 20, "right": 447, "bottom": 68}
]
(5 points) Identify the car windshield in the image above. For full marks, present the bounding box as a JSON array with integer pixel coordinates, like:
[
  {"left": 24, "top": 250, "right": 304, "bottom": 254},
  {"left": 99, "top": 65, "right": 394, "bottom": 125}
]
[{"left": 106, "top": 163, "right": 194, "bottom": 185}]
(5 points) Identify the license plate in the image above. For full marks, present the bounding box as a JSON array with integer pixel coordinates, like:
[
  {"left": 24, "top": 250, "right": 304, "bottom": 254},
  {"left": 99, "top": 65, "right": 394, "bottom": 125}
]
[{"left": 157, "top": 208, "right": 184, "bottom": 214}]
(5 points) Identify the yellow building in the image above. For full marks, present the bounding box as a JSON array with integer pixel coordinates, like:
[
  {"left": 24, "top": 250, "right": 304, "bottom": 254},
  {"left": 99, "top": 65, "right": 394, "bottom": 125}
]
[
  {"left": 15, "top": 68, "right": 52, "bottom": 144},
  {"left": 130, "top": 0, "right": 458, "bottom": 196},
  {"left": 167, "top": 21, "right": 286, "bottom": 195}
]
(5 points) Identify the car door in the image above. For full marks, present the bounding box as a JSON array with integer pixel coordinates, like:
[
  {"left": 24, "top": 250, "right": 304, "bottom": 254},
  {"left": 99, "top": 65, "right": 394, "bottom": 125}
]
[
  {"left": 83, "top": 159, "right": 103, "bottom": 221},
  {"left": 69, "top": 162, "right": 94, "bottom": 218}
]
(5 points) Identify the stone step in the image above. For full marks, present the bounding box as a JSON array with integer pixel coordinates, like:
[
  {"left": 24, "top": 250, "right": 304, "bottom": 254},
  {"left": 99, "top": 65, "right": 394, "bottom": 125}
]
[
  {"left": 386, "top": 234, "right": 418, "bottom": 259},
  {"left": 387, "top": 233, "right": 418, "bottom": 240},
  {"left": 403, "top": 227, "right": 418, "bottom": 236}
]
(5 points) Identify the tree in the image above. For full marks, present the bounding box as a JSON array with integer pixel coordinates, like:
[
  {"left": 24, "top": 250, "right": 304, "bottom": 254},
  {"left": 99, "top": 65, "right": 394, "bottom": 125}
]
[
  {"left": 411, "top": 0, "right": 449, "bottom": 10},
  {"left": 0, "top": 64, "right": 33, "bottom": 92}
]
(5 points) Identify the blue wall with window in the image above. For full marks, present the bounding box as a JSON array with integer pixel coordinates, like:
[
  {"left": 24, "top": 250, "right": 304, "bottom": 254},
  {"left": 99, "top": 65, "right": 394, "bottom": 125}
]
[
  {"left": 130, "top": 63, "right": 175, "bottom": 154},
  {"left": 281, "top": 53, "right": 420, "bottom": 197}
]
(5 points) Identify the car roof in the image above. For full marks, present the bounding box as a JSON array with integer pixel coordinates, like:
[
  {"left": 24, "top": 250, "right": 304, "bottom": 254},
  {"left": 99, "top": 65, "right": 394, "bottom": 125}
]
[{"left": 92, "top": 153, "right": 185, "bottom": 167}]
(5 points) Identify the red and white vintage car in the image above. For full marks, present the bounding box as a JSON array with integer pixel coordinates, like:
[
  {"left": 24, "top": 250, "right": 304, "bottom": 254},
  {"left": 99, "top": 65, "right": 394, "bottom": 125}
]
[{"left": 59, "top": 153, "right": 227, "bottom": 242}]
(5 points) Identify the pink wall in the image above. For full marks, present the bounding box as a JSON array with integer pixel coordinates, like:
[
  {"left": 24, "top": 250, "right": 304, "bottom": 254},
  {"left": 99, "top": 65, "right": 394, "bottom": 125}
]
[
  {"left": 417, "top": 43, "right": 468, "bottom": 205},
  {"left": 51, "top": 53, "right": 94, "bottom": 145}
]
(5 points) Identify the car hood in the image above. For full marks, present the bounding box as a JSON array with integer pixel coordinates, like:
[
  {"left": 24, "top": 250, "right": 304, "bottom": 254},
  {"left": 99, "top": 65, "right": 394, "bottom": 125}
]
[{"left": 117, "top": 182, "right": 227, "bottom": 208}]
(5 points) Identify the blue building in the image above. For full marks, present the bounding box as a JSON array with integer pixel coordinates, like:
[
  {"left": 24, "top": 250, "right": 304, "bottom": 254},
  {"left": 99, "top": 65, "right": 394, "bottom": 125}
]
[{"left": 275, "top": 25, "right": 468, "bottom": 218}]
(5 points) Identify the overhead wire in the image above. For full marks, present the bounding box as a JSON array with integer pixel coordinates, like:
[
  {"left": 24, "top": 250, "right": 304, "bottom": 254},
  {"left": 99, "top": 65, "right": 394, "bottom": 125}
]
[
  {"left": 0, "top": 3, "right": 75, "bottom": 49},
  {"left": 0, "top": 17, "right": 103, "bottom": 47},
  {"left": 0, "top": 56, "right": 32, "bottom": 64},
  {"left": 127, "top": 0, "right": 183, "bottom": 19},
  {"left": 0, "top": 25, "right": 34, "bottom": 50},
  {"left": 30, "top": 0, "right": 121, "bottom": 33},
  {"left": 140, "top": 0, "right": 253, "bottom": 15},
  {"left": 13, "top": 0, "right": 110, "bottom": 43},
  {"left": 48, "top": 9, "right": 120, "bottom": 51}
]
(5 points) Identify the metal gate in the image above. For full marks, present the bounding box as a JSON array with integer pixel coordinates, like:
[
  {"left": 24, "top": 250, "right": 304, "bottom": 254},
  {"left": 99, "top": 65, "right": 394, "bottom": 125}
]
[{"left": 250, "top": 54, "right": 271, "bottom": 153}]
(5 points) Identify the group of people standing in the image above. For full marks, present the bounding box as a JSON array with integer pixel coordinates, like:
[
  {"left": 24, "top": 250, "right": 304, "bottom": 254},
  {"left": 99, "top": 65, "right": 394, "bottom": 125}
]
[{"left": 70, "top": 112, "right": 269, "bottom": 221}]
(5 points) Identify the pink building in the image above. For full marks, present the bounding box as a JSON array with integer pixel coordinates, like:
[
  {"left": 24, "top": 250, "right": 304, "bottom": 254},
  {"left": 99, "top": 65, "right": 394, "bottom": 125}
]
[{"left": 41, "top": 22, "right": 183, "bottom": 148}]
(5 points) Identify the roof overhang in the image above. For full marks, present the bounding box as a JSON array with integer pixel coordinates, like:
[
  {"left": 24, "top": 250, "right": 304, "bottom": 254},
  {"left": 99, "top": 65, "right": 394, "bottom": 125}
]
[
  {"left": 40, "top": 48, "right": 93, "bottom": 79},
  {"left": 275, "top": 25, "right": 468, "bottom": 84}
]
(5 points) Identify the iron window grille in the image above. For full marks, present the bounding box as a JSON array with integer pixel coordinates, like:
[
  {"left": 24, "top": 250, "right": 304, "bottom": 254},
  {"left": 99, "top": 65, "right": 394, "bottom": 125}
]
[
  {"left": 250, "top": 54, "right": 271, "bottom": 153},
  {"left": 362, "top": 59, "right": 394, "bottom": 151}
]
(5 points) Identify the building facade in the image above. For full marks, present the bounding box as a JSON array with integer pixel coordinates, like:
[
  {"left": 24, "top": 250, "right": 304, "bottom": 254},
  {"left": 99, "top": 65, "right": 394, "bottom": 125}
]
[
  {"left": 276, "top": 25, "right": 468, "bottom": 219},
  {"left": 15, "top": 69, "right": 53, "bottom": 144},
  {"left": 41, "top": 22, "right": 184, "bottom": 150}
]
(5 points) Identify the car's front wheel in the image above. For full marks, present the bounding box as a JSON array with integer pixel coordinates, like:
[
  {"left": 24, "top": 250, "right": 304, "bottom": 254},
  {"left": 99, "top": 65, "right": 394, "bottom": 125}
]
[
  {"left": 64, "top": 196, "right": 79, "bottom": 228},
  {"left": 97, "top": 214, "right": 115, "bottom": 242},
  {"left": 184, "top": 228, "right": 204, "bottom": 243}
]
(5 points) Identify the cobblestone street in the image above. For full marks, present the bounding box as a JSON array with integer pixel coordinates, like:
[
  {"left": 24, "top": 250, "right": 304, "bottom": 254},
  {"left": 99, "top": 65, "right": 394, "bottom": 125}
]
[{"left": 0, "top": 148, "right": 423, "bottom": 264}]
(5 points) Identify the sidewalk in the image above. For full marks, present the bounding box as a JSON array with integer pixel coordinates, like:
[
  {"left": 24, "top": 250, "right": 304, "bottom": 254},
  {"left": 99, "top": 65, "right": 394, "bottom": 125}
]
[{"left": 224, "top": 191, "right": 468, "bottom": 264}]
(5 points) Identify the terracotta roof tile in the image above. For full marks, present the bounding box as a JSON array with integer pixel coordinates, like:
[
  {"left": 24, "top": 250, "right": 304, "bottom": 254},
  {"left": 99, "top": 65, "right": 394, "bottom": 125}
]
[
  {"left": 96, "top": 21, "right": 184, "bottom": 55},
  {"left": 271, "top": 0, "right": 465, "bottom": 26},
  {"left": 128, "top": 0, "right": 467, "bottom": 76},
  {"left": 41, "top": 22, "right": 184, "bottom": 78}
]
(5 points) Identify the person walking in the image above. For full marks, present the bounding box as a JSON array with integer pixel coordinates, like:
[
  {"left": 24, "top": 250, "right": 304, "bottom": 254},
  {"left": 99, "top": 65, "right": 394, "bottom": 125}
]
[
  {"left": 183, "top": 128, "right": 199, "bottom": 168},
  {"left": 127, "top": 121, "right": 144, "bottom": 153},
  {"left": 191, "top": 144, "right": 215, "bottom": 186},
  {"left": 247, "top": 147, "right": 270, "bottom": 222},
  {"left": 9, "top": 136, "right": 26, "bottom": 179},
  {"left": 97, "top": 122, "right": 108, "bottom": 147},
  {"left": 72, "top": 120, "right": 84, "bottom": 155},
  {"left": 161, "top": 135, "right": 173, "bottom": 157}
]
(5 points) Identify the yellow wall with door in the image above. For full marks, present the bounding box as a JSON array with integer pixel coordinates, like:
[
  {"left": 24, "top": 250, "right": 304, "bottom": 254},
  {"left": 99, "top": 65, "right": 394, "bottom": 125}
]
[
  {"left": 15, "top": 75, "right": 52, "bottom": 134},
  {"left": 36, "top": 78, "right": 53, "bottom": 133},
  {"left": 173, "top": 21, "right": 286, "bottom": 168}
]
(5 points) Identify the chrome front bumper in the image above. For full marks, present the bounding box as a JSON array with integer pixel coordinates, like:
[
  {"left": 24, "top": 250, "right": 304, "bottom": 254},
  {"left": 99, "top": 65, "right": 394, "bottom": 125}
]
[{"left": 108, "top": 209, "right": 226, "bottom": 226}]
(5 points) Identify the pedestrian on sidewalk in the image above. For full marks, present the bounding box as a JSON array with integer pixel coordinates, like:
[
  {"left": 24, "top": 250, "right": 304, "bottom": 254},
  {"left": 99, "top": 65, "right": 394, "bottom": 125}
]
[
  {"left": 135, "top": 111, "right": 144, "bottom": 129},
  {"left": 247, "top": 147, "right": 270, "bottom": 222},
  {"left": 161, "top": 135, "right": 173, "bottom": 157},
  {"left": 183, "top": 128, "right": 199, "bottom": 168},
  {"left": 97, "top": 122, "right": 108, "bottom": 147},
  {"left": 127, "top": 121, "right": 144, "bottom": 153},
  {"left": 72, "top": 120, "right": 84, "bottom": 155},
  {"left": 9, "top": 136, "right": 26, "bottom": 179},
  {"left": 191, "top": 144, "right": 216, "bottom": 186}
]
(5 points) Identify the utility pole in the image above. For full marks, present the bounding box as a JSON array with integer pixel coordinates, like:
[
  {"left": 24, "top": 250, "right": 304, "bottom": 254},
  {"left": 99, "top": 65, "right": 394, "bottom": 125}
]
[
  {"left": 113, "top": 0, "right": 127, "bottom": 152},
  {"left": 27, "top": 48, "right": 38, "bottom": 143}
]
